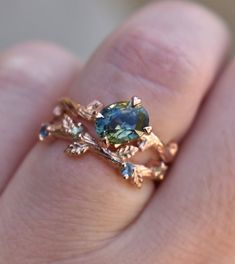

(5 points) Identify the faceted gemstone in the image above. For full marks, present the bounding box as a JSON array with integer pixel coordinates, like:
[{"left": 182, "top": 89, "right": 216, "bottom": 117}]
[
  {"left": 95, "top": 101, "right": 149, "bottom": 144},
  {"left": 71, "top": 126, "right": 83, "bottom": 138},
  {"left": 39, "top": 125, "right": 49, "bottom": 140},
  {"left": 121, "top": 163, "right": 135, "bottom": 179}
]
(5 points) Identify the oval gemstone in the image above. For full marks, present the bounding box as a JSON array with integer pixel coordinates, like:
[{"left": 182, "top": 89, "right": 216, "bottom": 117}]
[{"left": 95, "top": 101, "right": 149, "bottom": 144}]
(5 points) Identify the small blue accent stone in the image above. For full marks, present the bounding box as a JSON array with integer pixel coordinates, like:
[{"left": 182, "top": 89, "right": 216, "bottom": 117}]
[
  {"left": 39, "top": 125, "right": 49, "bottom": 140},
  {"left": 121, "top": 163, "right": 135, "bottom": 179},
  {"left": 95, "top": 101, "right": 149, "bottom": 144},
  {"left": 71, "top": 126, "right": 83, "bottom": 138}
]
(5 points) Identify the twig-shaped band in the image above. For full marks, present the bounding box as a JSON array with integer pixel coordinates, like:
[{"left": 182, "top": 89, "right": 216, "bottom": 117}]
[{"left": 39, "top": 97, "right": 178, "bottom": 188}]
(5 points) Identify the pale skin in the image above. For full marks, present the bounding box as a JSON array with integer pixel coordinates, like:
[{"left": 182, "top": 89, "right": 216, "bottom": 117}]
[{"left": 0, "top": 1, "right": 235, "bottom": 263}]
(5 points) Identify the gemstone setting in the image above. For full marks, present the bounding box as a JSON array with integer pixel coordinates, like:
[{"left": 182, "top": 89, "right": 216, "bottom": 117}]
[
  {"left": 70, "top": 125, "right": 84, "bottom": 139},
  {"left": 39, "top": 124, "right": 49, "bottom": 141},
  {"left": 121, "top": 163, "right": 135, "bottom": 179},
  {"left": 95, "top": 100, "right": 149, "bottom": 144}
]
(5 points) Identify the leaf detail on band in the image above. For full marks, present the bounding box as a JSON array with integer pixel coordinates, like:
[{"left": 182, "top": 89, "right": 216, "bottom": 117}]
[
  {"left": 117, "top": 145, "right": 139, "bottom": 160},
  {"left": 62, "top": 115, "right": 76, "bottom": 133},
  {"left": 65, "top": 142, "right": 89, "bottom": 156},
  {"left": 132, "top": 172, "right": 144, "bottom": 188}
]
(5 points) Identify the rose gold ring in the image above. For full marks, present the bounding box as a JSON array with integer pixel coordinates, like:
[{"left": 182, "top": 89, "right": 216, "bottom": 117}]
[{"left": 39, "top": 97, "right": 178, "bottom": 188}]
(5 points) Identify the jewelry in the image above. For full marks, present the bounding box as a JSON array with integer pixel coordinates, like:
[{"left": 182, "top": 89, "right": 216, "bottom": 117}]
[{"left": 39, "top": 97, "right": 178, "bottom": 188}]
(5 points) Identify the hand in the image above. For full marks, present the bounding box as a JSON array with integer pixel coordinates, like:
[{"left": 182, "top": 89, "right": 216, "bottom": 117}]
[{"left": 0, "top": 1, "right": 233, "bottom": 263}]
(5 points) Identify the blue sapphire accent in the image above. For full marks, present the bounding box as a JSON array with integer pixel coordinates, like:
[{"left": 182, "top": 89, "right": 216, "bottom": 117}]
[
  {"left": 95, "top": 101, "right": 149, "bottom": 144},
  {"left": 121, "top": 163, "right": 135, "bottom": 179},
  {"left": 71, "top": 126, "right": 83, "bottom": 138},
  {"left": 39, "top": 125, "right": 49, "bottom": 140}
]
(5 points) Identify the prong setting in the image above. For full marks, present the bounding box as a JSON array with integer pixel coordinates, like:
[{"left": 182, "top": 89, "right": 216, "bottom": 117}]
[
  {"left": 131, "top": 96, "right": 142, "bottom": 107},
  {"left": 101, "top": 136, "right": 110, "bottom": 147},
  {"left": 39, "top": 97, "right": 178, "bottom": 188},
  {"left": 96, "top": 112, "right": 104, "bottom": 119},
  {"left": 143, "top": 126, "right": 153, "bottom": 134}
]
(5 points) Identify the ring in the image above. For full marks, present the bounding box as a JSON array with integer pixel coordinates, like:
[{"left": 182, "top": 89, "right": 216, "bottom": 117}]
[{"left": 38, "top": 97, "right": 178, "bottom": 188}]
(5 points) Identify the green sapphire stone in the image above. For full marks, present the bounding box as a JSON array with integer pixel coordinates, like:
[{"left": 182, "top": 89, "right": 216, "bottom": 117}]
[{"left": 95, "top": 100, "right": 149, "bottom": 144}]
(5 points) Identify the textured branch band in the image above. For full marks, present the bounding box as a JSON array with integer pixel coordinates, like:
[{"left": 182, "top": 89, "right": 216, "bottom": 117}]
[{"left": 39, "top": 97, "right": 178, "bottom": 188}]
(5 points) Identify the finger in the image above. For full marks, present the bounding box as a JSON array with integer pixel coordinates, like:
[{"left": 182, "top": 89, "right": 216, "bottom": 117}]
[
  {"left": 116, "top": 61, "right": 235, "bottom": 263},
  {"left": 0, "top": 42, "right": 79, "bottom": 193},
  {"left": 1, "top": 1, "right": 230, "bottom": 260}
]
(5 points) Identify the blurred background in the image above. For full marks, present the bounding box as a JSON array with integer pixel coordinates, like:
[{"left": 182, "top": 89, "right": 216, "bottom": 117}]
[{"left": 0, "top": 0, "right": 234, "bottom": 59}]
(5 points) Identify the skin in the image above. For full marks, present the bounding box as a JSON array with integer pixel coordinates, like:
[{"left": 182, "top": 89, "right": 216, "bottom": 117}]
[{"left": 0, "top": 1, "right": 234, "bottom": 263}]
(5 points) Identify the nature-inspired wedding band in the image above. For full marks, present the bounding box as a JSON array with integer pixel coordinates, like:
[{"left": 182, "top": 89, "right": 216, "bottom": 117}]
[{"left": 38, "top": 96, "right": 178, "bottom": 188}]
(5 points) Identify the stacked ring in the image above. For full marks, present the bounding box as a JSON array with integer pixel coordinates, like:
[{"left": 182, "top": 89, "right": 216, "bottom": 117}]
[{"left": 39, "top": 96, "right": 178, "bottom": 188}]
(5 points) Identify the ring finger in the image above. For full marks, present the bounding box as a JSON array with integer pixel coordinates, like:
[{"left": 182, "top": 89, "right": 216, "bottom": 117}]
[{"left": 0, "top": 1, "right": 230, "bottom": 262}]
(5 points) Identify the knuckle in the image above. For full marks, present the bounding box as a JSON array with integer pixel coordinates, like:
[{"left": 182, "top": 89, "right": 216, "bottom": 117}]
[
  {"left": 0, "top": 42, "right": 72, "bottom": 95},
  {"left": 105, "top": 27, "right": 198, "bottom": 90},
  {"left": 0, "top": 52, "right": 45, "bottom": 88}
]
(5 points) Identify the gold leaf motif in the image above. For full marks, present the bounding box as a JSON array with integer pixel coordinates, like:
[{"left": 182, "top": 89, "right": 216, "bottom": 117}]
[
  {"left": 117, "top": 145, "right": 139, "bottom": 160},
  {"left": 39, "top": 97, "right": 178, "bottom": 188},
  {"left": 132, "top": 172, "right": 144, "bottom": 188},
  {"left": 62, "top": 115, "right": 75, "bottom": 133},
  {"left": 65, "top": 142, "right": 89, "bottom": 156}
]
